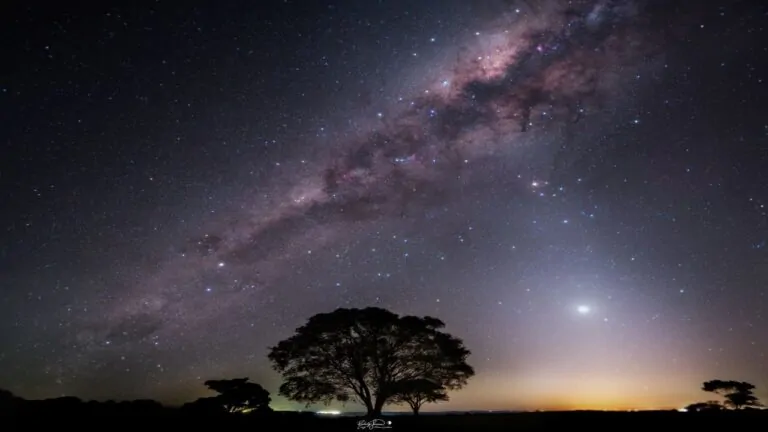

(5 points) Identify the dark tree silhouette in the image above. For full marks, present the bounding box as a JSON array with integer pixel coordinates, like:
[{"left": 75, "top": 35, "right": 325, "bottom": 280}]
[
  {"left": 181, "top": 396, "right": 228, "bottom": 415},
  {"left": 390, "top": 378, "right": 449, "bottom": 415},
  {"left": 702, "top": 380, "right": 762, "bottom": 409},
  {"left": 268, "top": 307, "right": 474, "bottom": 416},
  {"left": 685, "top": 401, "right": 724, "bottom": 412},
  {"left": 203, "top": 378, "right": 272, "bottom": 413},
  {"left": 0, "top": 389, "right": 23, "bottom": 415},
  {"left": 0, "top": 388, "right": 17, "bottom": 406}
]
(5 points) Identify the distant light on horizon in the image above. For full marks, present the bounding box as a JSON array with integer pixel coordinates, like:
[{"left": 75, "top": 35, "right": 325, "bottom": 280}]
[{"left": 316, "top": 410, "right": 342, "bottom": 415}]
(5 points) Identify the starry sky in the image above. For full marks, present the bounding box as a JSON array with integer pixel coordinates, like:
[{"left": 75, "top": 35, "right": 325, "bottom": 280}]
[{"left": 2, "top": 0, "right": 767, "bottom": 412}]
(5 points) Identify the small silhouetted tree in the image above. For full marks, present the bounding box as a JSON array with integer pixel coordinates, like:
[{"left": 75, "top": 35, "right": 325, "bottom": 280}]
[
  {"left": 390, "top": 378, "right": 449, "bottom": 415},
  {"left": 182, "top": 397, "right": 228, "bottom": 415},
  {"left": 0, "top": 389, "right": 23, "bottom": 415},
  {"left": 702, "top": 380, "right": 762, "bottom": 409},
  {"left": 268, "top": 307, "right": 475, "bottom": 416},
  {"left": 203, "top": 378, "right": 272, "bottom": 413},
  {"left": 685, "top": 401, "right": 724, "bottom": 412}
]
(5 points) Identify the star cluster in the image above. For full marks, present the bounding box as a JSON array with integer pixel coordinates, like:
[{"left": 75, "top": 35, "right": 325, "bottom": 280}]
[{"left": 1, "top": 0, "right": 767, "bottom": 411}]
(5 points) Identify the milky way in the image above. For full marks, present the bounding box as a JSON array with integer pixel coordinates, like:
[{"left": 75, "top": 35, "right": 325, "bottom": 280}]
[
  {"left": 6, "top": 0, "right": 766, "bottom": 410},
  {"left": 77, "top": 0, "right": 663, "bottom": 352}
]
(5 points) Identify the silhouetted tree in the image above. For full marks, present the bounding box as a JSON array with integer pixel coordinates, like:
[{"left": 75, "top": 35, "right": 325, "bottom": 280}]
[
  {"left": 0, "top": 389, "right": 15, "bottom": 400},
  {"left": 203, "top": 378, "right": 272, "bottom": 413},
  {"left": 181, "top": 396, "right": 228, "bottom": 415},
  {"left": 0, "top": 389, "right": 23, "bottom": 415},
  {"left": 390, "top": 378, "right": 449, "bottom": 415},
  {"left": 685, "top": 401, "right": 724, "bottom": 412},
  {"left": 702, "top": 380, "right": 762, "bottom": 409},
  {"left": 268, "top": 307, "right": 474, "bottom": 416},
  {"left": 125, "top": 399, "right": 165, "bottom": 413}
]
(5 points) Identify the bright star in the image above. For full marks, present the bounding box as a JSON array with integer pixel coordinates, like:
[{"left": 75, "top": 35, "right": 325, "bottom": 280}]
[{"left": 577, "top": 305, "right": 591, "bottom": 314}]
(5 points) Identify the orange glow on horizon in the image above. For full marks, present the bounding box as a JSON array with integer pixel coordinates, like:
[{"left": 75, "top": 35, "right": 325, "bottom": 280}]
[{"left": 430, "top": 372, "right": 709, "bottom": 413}]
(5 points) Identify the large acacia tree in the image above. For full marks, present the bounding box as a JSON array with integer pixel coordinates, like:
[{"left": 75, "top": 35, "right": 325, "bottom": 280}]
[
  {"left": 701, "top": 380, "right": 762, "bottom": 409},
  {"left": 203, "top": 378, "right": 272, "bottom": 413},
  {"left": 267, "top": 307, "right": 474, "bottom": 416}
]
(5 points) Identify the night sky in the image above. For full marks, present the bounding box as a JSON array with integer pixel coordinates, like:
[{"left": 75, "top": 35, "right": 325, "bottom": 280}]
[{"left": 2, "top": 0, "right": 767, "bottom": 411}]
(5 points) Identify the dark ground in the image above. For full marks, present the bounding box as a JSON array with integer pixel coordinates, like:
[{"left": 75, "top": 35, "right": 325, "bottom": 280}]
[
  {"left": 4, "top": 409, "right": 766, "bottom": 429},
  {"left": 276, "top": 410, "right": 765, "bottom": 430}
]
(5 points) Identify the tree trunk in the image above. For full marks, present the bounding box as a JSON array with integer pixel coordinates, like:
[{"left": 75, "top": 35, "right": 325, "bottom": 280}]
[
  {"left": 372, "top": 397, "right": 386, "bottom": 416},
  {"left": 412, "top": 405, "right": 420, "bottom": 415},
  {"left": 363, "top": 399, "right": 375, "bottom": 417}
]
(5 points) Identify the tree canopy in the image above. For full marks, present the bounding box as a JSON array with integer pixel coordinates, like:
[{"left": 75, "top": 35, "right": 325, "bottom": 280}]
[
  {"left": 203, "top": 378, "right": 272, "bottom": 413},
  {"left": 390, "top": 378, "right": 449, "bottom": 414},
  {"left": 684, "top": 401, "right": 724, "bottom": 412},
  {"left": 267, "top": 307, "right": 474, "bottom": 416},
  {"left": 701, "top": 380, "right": 762, "bottom": 409}
]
